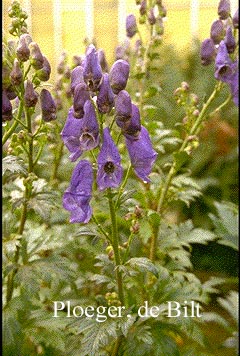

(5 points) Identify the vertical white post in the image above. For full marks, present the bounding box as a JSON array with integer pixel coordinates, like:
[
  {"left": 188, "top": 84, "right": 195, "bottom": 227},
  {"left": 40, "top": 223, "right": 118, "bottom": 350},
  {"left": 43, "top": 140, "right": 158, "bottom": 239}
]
[
  {"left": 190, "top": 0, "right": 199, "bottom": 37},
  {"left": 118, "top": 0, "right": 127, "bottom": 44},
  {"left": 23, "top": 0, "right": 32, "bottom": 35},
  {"left": 53, "top": 0, "right": 63, "bottom": 58},
  {"left": 85, "top": 0, "right": 94, "bottom": 41}
]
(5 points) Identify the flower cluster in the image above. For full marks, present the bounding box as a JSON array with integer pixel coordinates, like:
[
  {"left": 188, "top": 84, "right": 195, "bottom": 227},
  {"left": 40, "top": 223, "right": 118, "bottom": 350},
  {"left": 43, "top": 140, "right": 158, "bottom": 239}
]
[
  {"left": 61, "top": 44, "right": 157, "bottom": 223},
  {"left": 200, "top": 0, "right": 238, "bottom": 106},
  {"left": 2, "top": 1, "right": 56, "bottom": 122}
]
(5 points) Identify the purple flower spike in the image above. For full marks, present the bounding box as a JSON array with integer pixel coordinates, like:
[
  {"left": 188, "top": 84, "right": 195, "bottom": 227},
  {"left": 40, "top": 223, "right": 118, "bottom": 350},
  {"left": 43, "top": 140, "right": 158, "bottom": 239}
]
[
  {"left": 70, "top": 65, "right": 84, "bottom": 95},
  {"left": 109, "top": 59, "right": 130, "bottom": 94},
  {"left": 73, "top": 83, "right": 90, "bottom": 118},
  {"left": 224, "top": 27, "right": 236, "bottom": 53},
  {"left": 126, "top": 14, "right": 137, "bottom": 38},
  {"left": 125, "top": 126, "right": 157, "bottom": 183},
  {"left": 215, "top": 40, "right": 235, "bottom": 82},
  {"left": 200, "top": 38, "right": 216, "bottom": 65},
  {"left": 96, "top": 73, "right": 115, "bottom": 114},
  {"left": 122, "top": 104, "right": 141, "bottom": 140},
  {"left": 63, "top": 160, "right": 93, "bottom": 223},
  {"left": 218, "top": 0, "right": 231, "bottom": 20},
  {"left": 61, "top": 101, "right": 99, "bottom": 161},
  {"left": 115, "top": 90, "right": 132, "bottom": 124},
  {"left": 83, "top": 44, "right": 103, "bottom": 92},
  {"left": 97, "top": 128, "right": 123, "bottom": 191}
]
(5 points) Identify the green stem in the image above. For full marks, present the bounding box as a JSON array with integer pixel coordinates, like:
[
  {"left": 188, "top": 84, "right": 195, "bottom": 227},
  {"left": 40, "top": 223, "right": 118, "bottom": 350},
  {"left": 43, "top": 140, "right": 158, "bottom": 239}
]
[
  {"left": 50, "top": 141, "right": 64, "bottom": 183},
  {"left": 2, "top": 101, "right": 24, "bottom": 146},
  {"left": 149, "top": 81, "right": 223, "bottom": 261},
  {"left": 107, "top": 189, "right": 124, "bottom": 305},
  {"left": 115, "top": 164, "right": 132, "bottom": 209},
  {"left": 91, "top": 214, "right": 112, "bottom": 243}
]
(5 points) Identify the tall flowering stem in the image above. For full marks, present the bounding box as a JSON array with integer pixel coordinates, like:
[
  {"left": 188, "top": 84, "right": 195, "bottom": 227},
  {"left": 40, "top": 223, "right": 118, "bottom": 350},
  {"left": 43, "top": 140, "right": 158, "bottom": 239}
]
[
  {"left": 149, "top": 81, "right": 224, "bottom": 261},
  {"left": 107, "top": 188, "right": 124, "bottom": 305}
]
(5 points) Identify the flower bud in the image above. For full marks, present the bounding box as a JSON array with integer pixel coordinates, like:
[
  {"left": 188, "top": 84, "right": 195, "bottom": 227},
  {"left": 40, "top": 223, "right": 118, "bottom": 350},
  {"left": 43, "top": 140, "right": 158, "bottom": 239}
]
[
  {"left": 190, "top": 93, "right": 199, "bottom": 106},
  {"left": 126, "top": 14, "right": 137, "bottom": 38},
  {"left": 40, "top": 89, "right": 57, "bottom": 122},
  {"left": 115, "top": 90, "right": 132, "bottom": 123},
  {"left": 109, "top": 59, "right": 130, "bottom": 94},
  {"left": 29, "top": 42, "right": 44, "bottom": 69},
  {"left": 159, "top": 5, "right": 167, "bottom": 17},
  {"left": 232, "top": 9, "right": 239, "bottom": 29},
  {"left": 210, "top": 20, "right": 225, "bottom": 44},
  {"left": 73, "top": 83, "right": 90, "bottom": 118},
  {"left": 200, "top": 38, "right": 216, "bottom": 65},
  {"left": 181, "top": 81, "right": 190, "bottom": 91},
  {"left": 148, "top": 8, "right": 156, "bottom": 25},
  {"left": 10, "top": 59, "right": 23, "bottom": 86},
  {"left": 24, "top": 80, "right": 38, "bottom": 107},
  {"left": 98, "top": 49, "right": 109, "bottom": 73},
  {"left": 5, "top": 85, "right": 18, "bottom": 100},
  {"left": 35, "top": 55, "right": 51, "bottom": 81},
  {"left": 224, "top": 26, "right": 236, "bottom": 53},
  {"left": 155, "top": 16, "right": 164, "bottom": 35},
  {"left": 139, "top": 1, "right": 147, "bottom": 16},
  {"left": 72, "top": 55, "right": 83, "bottom": 67},
  {"left": 218, "top": 0, "right": 231, "bottom": 20},
  {"left": 70, "top": 65, "right": 84, "bottom": 94},
  {"left": 2, "top": 90, "right": 13, "bottom": 122},
  {"left": 16, "top": 34, "right": 32, "bottom": 62},
  {"left": 96, "top": 73, "right": 114, "bottom": 114}
]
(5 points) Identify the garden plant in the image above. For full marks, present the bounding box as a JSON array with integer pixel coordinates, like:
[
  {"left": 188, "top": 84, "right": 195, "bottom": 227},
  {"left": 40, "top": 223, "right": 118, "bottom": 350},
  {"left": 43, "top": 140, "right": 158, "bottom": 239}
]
[{"left": 2, "top": 0, "right": 239, "bottom": 355}]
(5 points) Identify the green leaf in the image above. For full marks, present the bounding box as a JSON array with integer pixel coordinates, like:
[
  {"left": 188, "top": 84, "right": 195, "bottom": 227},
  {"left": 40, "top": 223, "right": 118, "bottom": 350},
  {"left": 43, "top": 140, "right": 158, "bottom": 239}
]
[
  {"left": 2, "top": 155, "right": 27, "bottom": 177},
  {"left": 184, "top": 228, "right": 216, "bottom": 244},
  {"left": 144, "top": 84, "right": 161, "bottom": 98},
  {"left": 173, "top": 151, "right": 190, "bottom": 172},
  {"left": 126, "top": 257, "right": 159, "bottom": 277}
]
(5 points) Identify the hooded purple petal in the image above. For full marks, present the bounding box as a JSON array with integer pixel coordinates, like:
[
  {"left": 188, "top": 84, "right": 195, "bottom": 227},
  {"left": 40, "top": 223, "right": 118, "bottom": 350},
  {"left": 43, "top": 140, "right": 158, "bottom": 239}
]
[
  {"left": 63, "top": 160, "right": 93, "bottom": 223},
  {"left": 126, "top": 14, "right": 137, "bottom": 38},
  {"left": 210, "top": 20, "right": 225, "bottom": 44},
  {"left": 224, "top": 27, "right": 236, "bottom": 53},
  {"left": 122, "top": 103, "right": 141, "bottom": 140},
  {"left": 40, "top": 89, "right": 57, "bottom": 122},
  {"left": 114, "top": 90, "right": 132, "bottom": 124},
  {"left": 96, "top": 73, "right": 115, "bottom": 114},
  {"left": 200, "top": 38, "right": 216, "bottom": 65},
  {"left": 218, "top": 0, "right": 231, "bottom": 20},
  {"left": 228, "top": 64, "right": 239, "bottom": 106},
  {"left": 97, "top": 127, "right": 123, "bottom": 191},
  {"left": 109, "top": 59, "right": 130, "bottom": 94},
  {"left": 83, "top": 44, "right": 103, "bottom": 92},
  {"left": 125, "top": 126, "right": 157, "bottom": 183},
  {"left": 70, "top": 65, "right": 84, "bottom": 95},
  {"left": 215, "top": 41, "right": 236, "bottom": 82},
  {"left": 73, "top": 82, "right": 90, "bottom": 118}
]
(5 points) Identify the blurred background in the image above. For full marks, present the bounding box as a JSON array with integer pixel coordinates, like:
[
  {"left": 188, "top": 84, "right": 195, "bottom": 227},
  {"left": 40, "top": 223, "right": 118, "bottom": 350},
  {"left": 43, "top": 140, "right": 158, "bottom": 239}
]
[{"left": 3, "top": 0, "right": 239, "bottom": 75}]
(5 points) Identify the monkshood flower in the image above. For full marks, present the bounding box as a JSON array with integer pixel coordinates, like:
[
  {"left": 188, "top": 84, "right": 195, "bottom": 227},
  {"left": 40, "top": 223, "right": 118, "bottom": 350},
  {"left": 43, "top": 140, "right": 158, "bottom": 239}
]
[
  {"left": 125, "top": 126, "right": 157, "bottom": 183},
  {"left": 122, "top": 103, "right": 141, "bottom": 140},
  {"left": 218, "top": 0, "right": 230, "bottom": 20},
  {"left": 98, "top": 49, "right": 109, "bottom": 73},
  {"left": 232, "top": 8, "right": 239, "bottom": 29},
  {"left": 200, "top": 38, "right": 216, "bottom": 65},
  {"left": 24, "top": 80, "right": 38, "bottom": 107},
  {"left": 114, "top": 89, "right": 132, "bottom": 125},
  {"left": 16, "top": 34, "right": 32, "bottom": 62},
  {"left": 2, "top": 90, "right": 13, "bottom": 122},
  {"left": 61, "top": 101, "right": 99, "bottom": 161},
  {"left": 228, "top": 67, "right": 239, "bottom": 106},
  {"left": 73, "top": 83, "right": 90, "bottom": 118},
  {"left": 126, "top": 14, "right": 137, "bottom": 38},
  {"left": 29, "top": 42, "right": 44, "bottom": 70},
  {"left": 97, "top": 127, "right": 123, "bottom": 191},
  {"left": 10, "top": 59, "right": 23, "bottom": 86},
  {"left": 70, "top": 65, "right": 84, "bottom": 95},
  {"left": 210, "top": 20, "right": 225, "bottom": 44},
  {"left": 63, "top": 160, "right": 93, "bottom": 223},
  {"left": 109, "top": 59, "right": 130, "bottom": 94},
  {"left": 83, "top": 44, "right": 103, "bottom": 92},
  {"left": 96, "top": 73, "right": 115, "bottom": 114},
  {"left": 224, "top": 27, "right": 236, "bottom": 53},
  {"left": 148, "top": 8, "right": 156, "bottom": 25},
  {"left": 40, "top": 89, "right": 57, "bottom": 122},
  {"left": 214, "top": 40, "right": 236, "bottom": 82},
  {"left": 35, "top": 55, "right": 51, "bottom": 81}
]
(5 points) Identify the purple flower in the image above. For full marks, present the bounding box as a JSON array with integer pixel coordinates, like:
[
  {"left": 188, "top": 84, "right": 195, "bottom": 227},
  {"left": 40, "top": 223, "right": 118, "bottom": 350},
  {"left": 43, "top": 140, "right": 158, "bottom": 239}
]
[
  {"left": 200, "top": 38, "right": 216, "bottom": 65},
  {"left": 96, "top": 73, "right": 115, "bottom": 114},
  {"left": 10, "top": 59, "right": 23, "bottom": 86},
  {"left": 148, "top": 8, "right": 156, "bottom": 25},
  {"left": 122, "top": 104, "right": 141, "bottom": 140},
  {"left": 29, "top": 42, "right": 44, "bottom": 70},
  {"left": 24, "top": 80, "right": 38, "bottom": 107},
  {"left": 215, "top": 40, "right": 235, "bottom": 82},
  {"left": 229, "top": 66, "right": 239, "bottom": 106},
  {"left": 97, "top": 128, "right": 123, "bottom": 191},
  {"left": 36, "top": 55, "right": 51, "bottom": 81},
  {"left": 114, "top": 90, "right": 132, "bottom": 125},
  {"left": 125, "top": 126, "right": 157, "bottom": 183},
  {"left": 40, "top": 89, "right": 57, "bottom": 122},
  {"left": 61, "top": 101, "right": 99, "bottom": 161},
  {"left": 70, "top": 65, "right": 84, "bottom": 95},
  {"left": 140, "top": 1, "right": 147, "bottom": 16},
  {"left": 2, "top": 90, "right": 13, "bottom": 122},
  {"left": 126, "top": 14, "right": 137, "bottom": 38},
  {"left": 16, "top": 34, "right": 31, "bottom": 62},
  {"left": 224, "top": 27, "right": 236, "bottom": 53},
  {"left": 109, "top": 59, "right": 130, "bottom": 94},
  {"left": 83, "top": 44, "right": 103, "bottom": 92},
  {"left": 218, "top": 0, "right": 231, "bottom": 20},
  {"left": 73, "top": 83, "right": 90, "bottom": 118},
  {"left": 232, "top": 8, "right": 239, "bottom": 29},
  {"left": 98, "top": 49, "right": 109, "bottom": 72},
  {"left": 210, "top": 20, "right": 225, "bottom": 44},
  {"left": 63, "top": 160, "right": 93, "bottom": 223}
]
